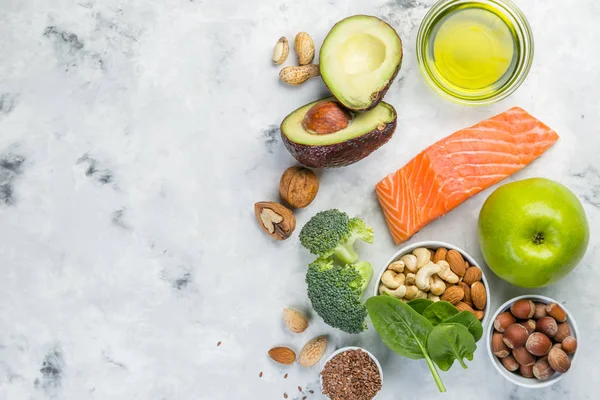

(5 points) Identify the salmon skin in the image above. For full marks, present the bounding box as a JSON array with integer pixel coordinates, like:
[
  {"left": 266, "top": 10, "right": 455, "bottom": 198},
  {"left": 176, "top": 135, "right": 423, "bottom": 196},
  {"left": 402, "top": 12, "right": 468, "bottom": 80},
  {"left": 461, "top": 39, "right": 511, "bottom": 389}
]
[{"left": 376, "top": 107, "right": 559, "bottom": 244}]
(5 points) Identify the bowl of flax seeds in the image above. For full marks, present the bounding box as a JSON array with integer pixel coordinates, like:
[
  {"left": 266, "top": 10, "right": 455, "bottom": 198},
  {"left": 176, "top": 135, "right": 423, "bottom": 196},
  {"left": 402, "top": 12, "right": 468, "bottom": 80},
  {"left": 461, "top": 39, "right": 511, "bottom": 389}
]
[{"left": 320, "top": 347, "right": 383, "bottom": 399}]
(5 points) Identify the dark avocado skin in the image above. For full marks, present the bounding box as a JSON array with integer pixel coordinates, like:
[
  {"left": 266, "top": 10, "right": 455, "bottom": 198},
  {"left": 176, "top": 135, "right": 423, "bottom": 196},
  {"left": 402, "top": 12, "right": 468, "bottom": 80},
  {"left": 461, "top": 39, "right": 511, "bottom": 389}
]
[
  {"left": 320, "top": 16, "right": 403, "bottom": 112},
  {"left": 280, "top": 116, "right": 397, "bottom": 168}
]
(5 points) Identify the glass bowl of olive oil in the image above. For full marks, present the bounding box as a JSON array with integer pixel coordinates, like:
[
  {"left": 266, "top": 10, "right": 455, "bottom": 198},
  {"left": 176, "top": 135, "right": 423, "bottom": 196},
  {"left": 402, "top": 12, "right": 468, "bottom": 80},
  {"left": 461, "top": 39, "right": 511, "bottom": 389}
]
[{"left": 416, "top": 0, "right": 534, "bottom": 105}]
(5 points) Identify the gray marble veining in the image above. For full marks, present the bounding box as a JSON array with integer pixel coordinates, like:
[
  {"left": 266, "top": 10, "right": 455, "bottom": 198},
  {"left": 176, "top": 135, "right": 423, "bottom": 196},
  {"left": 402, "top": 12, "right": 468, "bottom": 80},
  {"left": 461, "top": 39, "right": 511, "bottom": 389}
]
[{"left": 0, "top": 0, "right": 599, "bottom": 399}]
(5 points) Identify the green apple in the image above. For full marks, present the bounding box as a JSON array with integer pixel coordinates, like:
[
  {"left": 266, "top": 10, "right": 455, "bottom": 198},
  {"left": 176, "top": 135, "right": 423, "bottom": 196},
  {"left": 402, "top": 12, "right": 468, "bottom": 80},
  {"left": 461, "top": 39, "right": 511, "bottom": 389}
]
[{"left": 478, "top": 178, "right": 589, "bottom": 288}]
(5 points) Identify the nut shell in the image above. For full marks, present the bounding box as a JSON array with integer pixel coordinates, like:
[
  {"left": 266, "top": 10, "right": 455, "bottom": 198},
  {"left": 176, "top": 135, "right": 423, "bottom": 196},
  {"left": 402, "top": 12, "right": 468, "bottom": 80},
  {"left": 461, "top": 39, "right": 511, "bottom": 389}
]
[
  {"left": 510, "top": 299, "right": 535, "bottom": 319},
  {"left": 254, "top": 201, "right": 296, "bottom": 240},
  {"left": 492, "top": 332, "right": 510, "bottom": 358},
  {"left": 547, "top": 347, "right": 571, "bottom": 373},
  {"left": 282, "top": 308, "right": 309, "bottom": 333},
  {"left": 533, "top": 302, "right": 547, "bottom": 319},
  {"left": 272, "top": 36, "right": 289, "bottom": 65},
  {"left": 298, "top": 336, "right": 327, "bottom": 367},
  {"left": 462, "top": 266, "right": 482, "bottom": 285},
  {"left": 502, "top": 323, "right": 529, "bottom": 349},
  {"left": 500, "top": 355, "right": 519, "bottom": 372},
  {"left": 536, "top": 316, "right": 558, "bottom": 338},
  {"left": 520, "top": 363, "right": 534, "bottom": 378},
  {"left": 525, "top": 332, "right": 552, "bottom": 357},
  {"left": 561, "top": 336, "right": 577, "bottom": 354},
  {"left": 518, "top": 319, "right": 536, "bottom": 334},
  {"left": 546, "top": 303, "right": 567, "bottom": 323},
  {"left": 294, "top": 32, "right": 315, "bottom": 65},
  {"left": 533, "top": 357, "right": 555, "bottom": 380},
  {"left": 554, "top": 322, "right": 571, "bottom": 342},
  {"left": 280, "top": 64, "right": 320, "bottom": 85},
  {"left": 494, "top": 312, "right": 516, "bottom": 333},
  {"left": 512, "top": 346, "right": 536, "bottom": 367},
  {"left": 279, "top": 167, "right": 319, "bottom": 208}
]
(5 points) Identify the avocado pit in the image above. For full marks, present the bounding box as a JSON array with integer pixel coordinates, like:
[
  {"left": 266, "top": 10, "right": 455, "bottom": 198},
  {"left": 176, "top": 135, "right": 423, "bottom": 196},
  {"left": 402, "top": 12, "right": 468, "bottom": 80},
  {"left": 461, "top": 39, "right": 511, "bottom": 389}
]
[{"left": 301, "top": 101, "right": 352, "bottom": 135}]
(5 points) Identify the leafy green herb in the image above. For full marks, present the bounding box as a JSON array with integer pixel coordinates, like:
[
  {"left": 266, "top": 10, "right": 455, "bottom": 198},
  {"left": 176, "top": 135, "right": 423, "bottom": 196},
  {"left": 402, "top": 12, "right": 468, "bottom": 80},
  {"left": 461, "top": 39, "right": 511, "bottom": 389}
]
[
  {"left": 406, "top": 298, "right": 433, "bottom": 314},
  {"left": 421, "top": 301, "right": 459, "bottom": 326},
  {"left": 444, "top": 311, "right": 483, "bottom": 342},
  {"left": 426, "top": 323, "right": 476, "bottom": 371}
]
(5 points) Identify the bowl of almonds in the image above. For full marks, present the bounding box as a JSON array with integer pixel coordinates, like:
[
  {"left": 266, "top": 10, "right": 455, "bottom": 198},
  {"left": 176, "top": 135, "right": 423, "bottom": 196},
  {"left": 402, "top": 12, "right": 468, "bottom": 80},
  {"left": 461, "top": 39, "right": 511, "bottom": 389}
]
[
  {"left": 486, "top": 295, "right": 580, "bottom": 388},
  {"left": 373, "top": 241, "right": 491, "bottom": 326}
]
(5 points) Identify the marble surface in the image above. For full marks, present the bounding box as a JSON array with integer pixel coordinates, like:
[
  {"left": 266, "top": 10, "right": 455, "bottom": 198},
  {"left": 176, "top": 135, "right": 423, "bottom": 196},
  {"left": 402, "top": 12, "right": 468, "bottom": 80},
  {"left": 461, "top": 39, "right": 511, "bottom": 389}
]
[{"left": 0, "top": 0, "right": 599, "bottom": 399}]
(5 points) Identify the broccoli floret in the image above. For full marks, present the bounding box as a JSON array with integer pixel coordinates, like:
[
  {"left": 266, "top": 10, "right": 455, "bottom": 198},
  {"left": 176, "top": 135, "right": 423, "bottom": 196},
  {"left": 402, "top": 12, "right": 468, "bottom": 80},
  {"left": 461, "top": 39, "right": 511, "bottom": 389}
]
[
  {"left": 306, "top": 257, "right": 374, "bottom": 334},
  {"left": 299, "top": 209, "right": 374, "bottom": 264}
]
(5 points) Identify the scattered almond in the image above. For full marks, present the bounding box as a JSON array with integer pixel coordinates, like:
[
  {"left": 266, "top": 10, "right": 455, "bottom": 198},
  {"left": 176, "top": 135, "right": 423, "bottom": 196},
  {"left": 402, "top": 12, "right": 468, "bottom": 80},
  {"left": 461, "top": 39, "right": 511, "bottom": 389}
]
[
  {"left": 462, "top": 266, "right": 482, "bottom": 286},
  {"left": 298, "top": 336, "right": 327, "bottom": 367},
  {"left": 440, "top": 285, "right": 464, "bottom": 304},
  {"left": 295, "top": 32, "right": 315, "bottom": 65},
  {"left": 283, "top": 308, "right": 309, "bottom": 333},
  {"left": 446, "top": 249, "right": 466, "bottom": 277},
  {"left": 433, "top": 248, "right": 448, "bottom": 263},
  {"left": 268, "top": 347, "right": 296, "bottom": 365},
  {"left": 471, "top": 281, "right": 487, "bottom": 310}
]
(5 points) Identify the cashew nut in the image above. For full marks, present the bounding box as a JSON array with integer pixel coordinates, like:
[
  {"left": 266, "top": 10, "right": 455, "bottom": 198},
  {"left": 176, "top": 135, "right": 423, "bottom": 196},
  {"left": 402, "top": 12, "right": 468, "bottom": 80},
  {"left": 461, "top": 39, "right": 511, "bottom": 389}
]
[
  {"left": 380, "top": 285, "right": 407, "bottom": 299},
  {"left": 404, "top": 285, "right": 419, "bottom": 300},
  {"left": 387, "top": 260, "right": 405, "bottom": 273},
  {"left": 437, "top": 260, "right": 459, "bottom": 284},
  {"left": 406, "top": 273, "right": 416, "bottom": 286},
  {"left": 415, "top": 289, "right": 428, "bottom": 299},
  {"left": 429, "top": 274, "right": 446, "bottom": 296},
  {"left": 416, "top": 262, "right": 442, "bottom": 291},
  {"left": 400, "top": 254, "right": 418, "bottom": 273},
  {"left": 381, "top": 270, "right": 405, "bottom": 289},
  {"left": 413, "top": 247, "right": 432, "bottom": 269},
  {"left": 428, "top": 293, "right": 441, "bottom": 302},
  {"left": 378, "top": 283, "right": 387, "bottom": 295}
]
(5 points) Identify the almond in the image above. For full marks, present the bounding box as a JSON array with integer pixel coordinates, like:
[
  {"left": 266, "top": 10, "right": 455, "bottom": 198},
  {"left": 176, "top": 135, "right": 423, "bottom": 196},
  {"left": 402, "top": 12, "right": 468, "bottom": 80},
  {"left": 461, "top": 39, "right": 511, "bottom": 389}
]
[
  {"left": 268, "top": 347, "right": 296, "bottom": 365},
  {"left": 446, "top": 250, "right": 466, "bottom": 277},
  {"left": 462, "top": 266, "right": 482, "bottom": 286},
  {"left": 473, "top": 310, "right": 485, "bottom": 320},
  {"left": 460, "top": 282, "right": 472, "bottom": 306},
  {"left": 456, "top": 301, "right": 475, "bottom": 315},
  {"left": 433, "top": 248, "right": 447, "bottom": 263},
  {"left": 471, "top": 281, "right": 487, "bottom": 310},
  {"left": 298, "top": 336, "right": 327, "bottom": 367},
  {"left": 440, "top": 286, "right": 464, "bottom": 304},
  {"left": 283, "top": 308, "right": 308, "bottom": 333}
]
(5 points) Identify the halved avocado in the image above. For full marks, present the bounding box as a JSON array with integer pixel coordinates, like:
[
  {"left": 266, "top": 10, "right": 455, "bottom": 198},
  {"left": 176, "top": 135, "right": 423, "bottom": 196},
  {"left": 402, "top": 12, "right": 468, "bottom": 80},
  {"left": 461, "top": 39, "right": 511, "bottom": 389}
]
[
  {"left": 281, "top": 98, "right": 397, "bottom": 168},
  {"left": 320, "top": 15, "right": 403, "bottom": 111}
]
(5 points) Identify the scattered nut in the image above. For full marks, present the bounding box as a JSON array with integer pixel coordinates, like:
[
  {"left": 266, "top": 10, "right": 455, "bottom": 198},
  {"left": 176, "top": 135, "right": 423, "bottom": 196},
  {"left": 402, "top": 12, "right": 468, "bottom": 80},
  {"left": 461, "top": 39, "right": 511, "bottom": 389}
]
[
  {"left": 510, "top": 299, "right": 535, "bottom": 319},
  {"left": 513, "top": 347, "right": 536, "bottom": 367},
  {"left": 433, "top": 247, "right": 447, "bottom": 263},
  {"left": 462, "top": 266, "right": 482, "bottom": 285},
  {"left": 254, "top": 202, "right": 296, "bottom": 240},
  {"left": 503, "top": 323, "right": 530, "bottom": 349},
  {"left": 470, "top": 281, "right": 486, "bottom": 310},
  {"left": 492, "top": 332, "right": 510, "bottom": 358},
  {"left": 547, "top": 347, "right": 571, "bottom": 373},
  {"left": 280, "top": 64, "right": 320, "bottom": 85},
  {"left": 494, "top": 312, "right": 516, "bottom": 333},
  {"left": 554, "top": 323, "right": 571, "bottom": 342},
  {"left": 536, "top": 316, "right": 558, "bottom": 338},
  {"left": 533, "top": 357, "right": 555, "bottom": 380},
  {"left": 283, "top": 308, "right": 309, "bottom": 333},
  {"left": 273, "top": 37, "right": 289, "bottom": 65},
  {"left": 294, "top": 32, "right": 315, "bottom": 65},
  {"left": 446, "top": 249, "right": 466, "bottom": 277},
  {"left": 525, "top": 332, "right": 552, "bottom": 356},
  {"left": 269, "top": 347, "right": 296, "bottom": 365},
  {"left": 561, "top": 336, "right": 577, "bottom": 354},
  {"left": 500, "top": 355, "right": 519, "bottom": 372},
  {"left": 280, "top": 167, "right": 319, "bottom": 208},
  {"left": 533, "top": 302, "right": 547, "bottom": 319},
  {"left": 546, "top": 303, "right": 567, "bottom": 323},
  {"left": 298, "top": 336, "right": 327, "bottom": 367},
  {"left": 440, "top": 285, "right": 464, "bottom": 305}
]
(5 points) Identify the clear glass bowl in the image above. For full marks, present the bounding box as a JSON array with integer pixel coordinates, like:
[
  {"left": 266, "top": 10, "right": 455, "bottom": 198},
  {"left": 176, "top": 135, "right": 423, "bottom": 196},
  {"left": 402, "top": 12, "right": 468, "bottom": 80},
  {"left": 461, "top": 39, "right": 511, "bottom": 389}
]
[{"left": 416, "top": 0, "right": 534, "bottom": 105}]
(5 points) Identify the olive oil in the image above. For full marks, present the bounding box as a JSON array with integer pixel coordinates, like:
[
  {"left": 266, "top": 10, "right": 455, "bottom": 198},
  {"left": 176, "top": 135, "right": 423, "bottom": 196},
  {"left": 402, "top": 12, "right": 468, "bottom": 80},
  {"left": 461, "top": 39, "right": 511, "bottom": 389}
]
[{"left": 425, "top": 3, "right": 518, "bottom": 97}]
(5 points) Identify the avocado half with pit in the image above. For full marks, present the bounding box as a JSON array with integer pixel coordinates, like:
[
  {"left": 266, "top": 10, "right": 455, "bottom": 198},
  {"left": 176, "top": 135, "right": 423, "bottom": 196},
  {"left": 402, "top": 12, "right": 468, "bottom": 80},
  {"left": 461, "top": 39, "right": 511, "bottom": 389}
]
[
  {"left": 320, "top": 15, "right": 403, "bottom": 111},
  {"left": 281, "top": 98, "right": 397, "bottom": 168}
]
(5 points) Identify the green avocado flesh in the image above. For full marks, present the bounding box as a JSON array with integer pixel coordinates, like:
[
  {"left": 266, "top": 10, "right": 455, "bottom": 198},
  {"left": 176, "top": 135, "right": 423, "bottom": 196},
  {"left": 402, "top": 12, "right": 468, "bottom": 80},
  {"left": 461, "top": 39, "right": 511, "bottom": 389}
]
[
  {"left": 320, "top": 15, "right": 403, "bottom": 110},
  {"left": 281, "top": 98, "right": 395, "bottom": 146}
]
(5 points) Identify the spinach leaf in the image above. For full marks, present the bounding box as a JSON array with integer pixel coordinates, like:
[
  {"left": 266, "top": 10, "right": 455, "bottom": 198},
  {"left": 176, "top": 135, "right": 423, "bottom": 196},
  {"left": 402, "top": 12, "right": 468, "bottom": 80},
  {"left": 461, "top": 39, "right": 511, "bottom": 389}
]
[
  {"left": 421, "top": 301, "right": 459, "bottom": 326},
  {"left": 427, "top": 323, "right": 476, "bottom": 371},
  {"left": 366, "top": 296, "right": 447, "bottom": 392},
  {"left": 444, "top": 311, "right": 483, "bottom": 342},
  {"left": 407, "top": 298, "right": 433, "bottom": 314}
]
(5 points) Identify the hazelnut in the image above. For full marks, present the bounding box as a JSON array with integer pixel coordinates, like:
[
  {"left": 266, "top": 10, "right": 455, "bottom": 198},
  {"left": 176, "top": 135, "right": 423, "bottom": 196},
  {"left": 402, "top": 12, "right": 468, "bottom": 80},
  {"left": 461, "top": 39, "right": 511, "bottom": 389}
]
[
  {"left": 512, "top": 347, "right": 536, "bottom": 367},
  {"left": 554, "top": 323, "right": 571, "bottom": 342},
  {"left": 526, "top": 332, "right": 552, "bottom": 356},
  {"left": 547, "top": 347, "right": 571, "bottom": 373},
  {"left": 533, "top": 302, "right": 547, "bottom": 319},
  {"left": 545, "top": 303, "right": 567, "bottom": 322},
  {"left": 533, "top": 357, "right": 555, "bottom": 380},
  {"left": 494, "top": 312, "right": 516, "bottom": 333},
  {"left": 503, "top": 323, "right": 529, "bottom": 349},
  {"left": 536, "top": 316, "right": 558, "bottom": 337},
  {"left": 301, "top": 101, "right": 351, "bottom": 134},
  {"left": 279, "top": 167, "right": 319, "bottom": 208},
  {"left": 519, "top": 363, "right": 534, "bottom": 378},
  {"left": 510, "top": 299, "right": 535, "bottom": 319},
  {"left": 519, "top": 319, "right": 536, "bottom": 334},
  {"left": 492, "top": 332, "right": 510, "bottom": 358},
  {"left": 254, "top": 201, "right": 296, "bottom": 240},
  {"left": 561, "top": 336, "right": 577, "bottom": 354},
  {"left": 500, "top": 355, "right": 519, "bottom": 372},
  {"left": 553, "top": 343, "right": 562, "bottom": 351}
]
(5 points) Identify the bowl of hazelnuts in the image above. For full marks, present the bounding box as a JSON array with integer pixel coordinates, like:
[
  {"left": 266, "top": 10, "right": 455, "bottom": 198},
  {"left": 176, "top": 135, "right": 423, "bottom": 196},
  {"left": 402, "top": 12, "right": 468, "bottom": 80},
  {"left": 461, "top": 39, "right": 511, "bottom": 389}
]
[{"left": 486, "top": 295, "right": 579, "bottom": 388}]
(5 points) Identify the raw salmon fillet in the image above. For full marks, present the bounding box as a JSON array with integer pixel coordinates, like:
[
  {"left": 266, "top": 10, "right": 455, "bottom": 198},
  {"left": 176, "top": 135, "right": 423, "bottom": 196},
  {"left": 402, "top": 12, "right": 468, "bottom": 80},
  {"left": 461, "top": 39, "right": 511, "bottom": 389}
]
[{"left": 376, "top": 107, "right": 559, "bottom": 244}]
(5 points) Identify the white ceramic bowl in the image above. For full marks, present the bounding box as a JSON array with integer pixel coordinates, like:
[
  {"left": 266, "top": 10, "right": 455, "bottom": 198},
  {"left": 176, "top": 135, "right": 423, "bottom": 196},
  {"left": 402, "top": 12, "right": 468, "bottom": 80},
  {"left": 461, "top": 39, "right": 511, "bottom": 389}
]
[
  {"left": 373, "top": 241, "right": 492, "bottom": 329},
  {"left": 320, "top": 346, "right": 383, "bottom": 399},
  {"left": 486, "top": 295, "right": 580, "bottom": 388}
]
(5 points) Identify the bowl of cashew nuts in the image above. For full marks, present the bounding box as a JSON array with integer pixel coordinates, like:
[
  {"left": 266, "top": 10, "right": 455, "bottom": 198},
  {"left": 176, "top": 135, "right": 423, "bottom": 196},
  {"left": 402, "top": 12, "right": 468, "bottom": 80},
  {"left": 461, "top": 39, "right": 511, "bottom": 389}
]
[{"left": 372, "top": 241, "right": 491, "bottom": 328}]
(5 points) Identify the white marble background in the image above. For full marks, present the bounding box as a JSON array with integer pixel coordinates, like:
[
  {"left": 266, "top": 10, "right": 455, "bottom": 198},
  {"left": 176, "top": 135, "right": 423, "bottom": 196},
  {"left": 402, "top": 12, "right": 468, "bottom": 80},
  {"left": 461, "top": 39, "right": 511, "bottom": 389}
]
[{"left": 0, "top": 0, "right": 599, "bottom": 399}]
